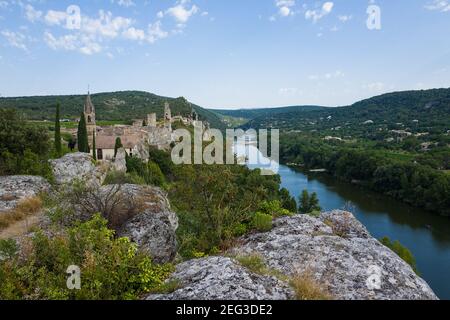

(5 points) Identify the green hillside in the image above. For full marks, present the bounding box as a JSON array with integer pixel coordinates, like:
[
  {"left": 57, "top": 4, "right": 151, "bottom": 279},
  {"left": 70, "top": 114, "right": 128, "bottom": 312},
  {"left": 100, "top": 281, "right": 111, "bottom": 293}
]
[
  {"left": 0, "top": 91, "right": 226, "bottom": 130},
  {"left": 241, "top": 88, "right": 450, "bottom": 136}
]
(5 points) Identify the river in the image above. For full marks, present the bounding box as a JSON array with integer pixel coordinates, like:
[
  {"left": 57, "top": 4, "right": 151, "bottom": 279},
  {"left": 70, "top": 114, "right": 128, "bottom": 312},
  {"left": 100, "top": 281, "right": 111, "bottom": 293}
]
[{"left": 235, "top": 140, "right": 450, "bottom": 299}]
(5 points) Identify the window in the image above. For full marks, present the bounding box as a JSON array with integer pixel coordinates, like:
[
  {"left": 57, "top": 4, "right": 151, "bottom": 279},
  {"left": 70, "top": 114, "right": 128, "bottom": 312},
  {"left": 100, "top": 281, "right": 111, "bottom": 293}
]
[{"left": 97, "top": 149, "right": 103, "bottom": 160}]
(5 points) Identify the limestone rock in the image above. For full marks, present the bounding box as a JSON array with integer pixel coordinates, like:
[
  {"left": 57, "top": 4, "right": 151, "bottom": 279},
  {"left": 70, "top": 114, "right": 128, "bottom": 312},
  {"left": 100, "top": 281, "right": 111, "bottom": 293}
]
[
  {"left": 232, "top": 211, "right": 437, "bottom": 300},
  {"left": 112, "top": 148, "right": 127, "bottom": 172},
  {"left": 117, "top": 184, "right": 178, "bottom": 264},
  {"left": 0, "top": 176, "right": 50, "bottom": 212},
  {"left": 49, "top": 152, "right": 103, "bottom": 186},
  {"left": 147, "top": 256, "right": 294, "bottom": 300}
]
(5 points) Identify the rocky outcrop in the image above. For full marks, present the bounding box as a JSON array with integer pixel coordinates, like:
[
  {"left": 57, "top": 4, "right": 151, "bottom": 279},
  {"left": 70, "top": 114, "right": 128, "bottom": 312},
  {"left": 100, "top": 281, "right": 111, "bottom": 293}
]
[
  {"left": 147, "top": 256, "right": 294, "bottom": 300},
  {"left": 232, "top": 210, "right": 437, "bottom": 300},
  {"left": 49, "top": 152, "right": 104, "bottom": 186},
  {"left": 151, "top": 210, "right": 437, "bottom": 301},
  {"left": 0, "top": 176, "right": 50, "bottom": 212},
  {"left": 112, "top": 148, "right": 127, "bottom": 173},
  {"left": 117, "top": 184, "right": 178, "bottom": 264}
]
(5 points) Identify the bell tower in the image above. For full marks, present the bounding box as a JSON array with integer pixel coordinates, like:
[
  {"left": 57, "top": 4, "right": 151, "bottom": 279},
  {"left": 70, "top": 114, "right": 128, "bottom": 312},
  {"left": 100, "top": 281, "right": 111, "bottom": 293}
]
[{"left": 84, "top": 91, "right": 96, "bottom": 138}]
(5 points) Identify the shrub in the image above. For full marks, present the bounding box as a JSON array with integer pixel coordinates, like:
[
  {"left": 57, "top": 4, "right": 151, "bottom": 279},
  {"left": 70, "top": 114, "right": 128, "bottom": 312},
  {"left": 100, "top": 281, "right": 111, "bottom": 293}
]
[
  {"left": 103, "top": 171, "right": 146, "bottom": 185},
  {"left": 258, "top": 200, "right": 293, "bottom": 218},
  {"left": 290, "top": 272, "right": 332, "bottom": 300},
  {"left": 252, "top": 212, "right": 273, "bottom": 232},
  {"left": 380, "top": 236, "right": 419, "bottom": 274},
  {"left": 0, "top": 214, "right": 173, "bottom": 300}
]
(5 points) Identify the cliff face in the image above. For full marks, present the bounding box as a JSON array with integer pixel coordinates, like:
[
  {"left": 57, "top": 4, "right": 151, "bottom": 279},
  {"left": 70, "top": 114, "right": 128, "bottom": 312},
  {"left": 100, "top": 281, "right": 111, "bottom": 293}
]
[{"left": 150, "top": 211, "right": 438, "bottom": 300}]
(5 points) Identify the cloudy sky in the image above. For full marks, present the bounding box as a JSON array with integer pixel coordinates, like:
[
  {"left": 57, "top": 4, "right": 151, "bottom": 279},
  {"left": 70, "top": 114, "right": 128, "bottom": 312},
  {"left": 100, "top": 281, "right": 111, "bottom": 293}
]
[{"left": 0, "top": 0, "right": 449, "bottom": 108}]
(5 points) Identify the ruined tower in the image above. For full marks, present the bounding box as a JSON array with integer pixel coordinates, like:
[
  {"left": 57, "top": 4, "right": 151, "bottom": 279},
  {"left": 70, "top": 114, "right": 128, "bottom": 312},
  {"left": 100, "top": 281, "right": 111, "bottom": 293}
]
[
  {"left": 84, "top": 91, "right": 96, "bottom": 138},
  {"left": 164, "top": 102, "right": 172, "bottom": 130},
  {"left": 147, "top": 113, "right": 157, "bottom": 127}
]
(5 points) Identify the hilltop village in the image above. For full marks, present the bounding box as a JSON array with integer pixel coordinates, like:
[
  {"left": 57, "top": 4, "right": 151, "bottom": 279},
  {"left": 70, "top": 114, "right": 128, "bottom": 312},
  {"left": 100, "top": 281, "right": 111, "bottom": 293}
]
[{"left": 74, "top": 92, "right": 207, "bottom": 161}]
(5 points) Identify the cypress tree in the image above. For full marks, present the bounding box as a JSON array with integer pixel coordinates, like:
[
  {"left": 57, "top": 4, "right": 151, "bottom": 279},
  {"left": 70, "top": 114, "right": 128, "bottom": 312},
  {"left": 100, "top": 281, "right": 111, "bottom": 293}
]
[
  {"left": 114, "top": 137, "right": 123, "bottom": 158},
  {"left": 54, "top": 102, "right": 62, "bottom": 156},
  {"left": 92, "top": 131, "right": 97, "bottom": 161},
  {"left": 77, "top": 113, "right": 89, "bottom": 153}
]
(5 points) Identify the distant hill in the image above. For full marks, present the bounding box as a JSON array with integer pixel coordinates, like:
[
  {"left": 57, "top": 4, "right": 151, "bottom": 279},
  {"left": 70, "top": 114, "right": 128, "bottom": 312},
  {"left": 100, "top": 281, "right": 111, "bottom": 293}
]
[
  {"left": 0, "top": 91, "right": 226, "bottom": 130},
  {"left": 211, "top": 105, "right": 326, "bottom": 120},
  {"left": 239, "top": 88, "right": 450, "bottom": 136}
]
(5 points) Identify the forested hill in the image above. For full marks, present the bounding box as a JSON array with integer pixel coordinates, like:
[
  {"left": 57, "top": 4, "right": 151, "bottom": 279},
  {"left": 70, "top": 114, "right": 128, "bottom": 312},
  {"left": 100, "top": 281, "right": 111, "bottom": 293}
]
[
  {"left": 211, "top": 105, "right": 325, "bottom": 120},
  {"left": 0, "top": 91, "right": 225, "bottom": 130},
  {"left": 240, "top": 88, "right": 450, "bottom": 133}
]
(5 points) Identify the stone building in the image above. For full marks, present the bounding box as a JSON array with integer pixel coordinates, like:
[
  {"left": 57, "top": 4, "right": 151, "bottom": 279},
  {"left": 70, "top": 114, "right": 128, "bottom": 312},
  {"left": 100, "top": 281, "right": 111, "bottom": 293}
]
[{"left": 77, "top": 92, "right": 175, "bottom": 162}]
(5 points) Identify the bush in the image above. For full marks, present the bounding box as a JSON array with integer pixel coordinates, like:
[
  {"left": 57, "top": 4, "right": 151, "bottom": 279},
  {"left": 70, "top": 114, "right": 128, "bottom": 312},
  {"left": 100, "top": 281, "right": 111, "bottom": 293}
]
[
  {"left": 126, "top": 156, "right": 166, "bottom": 187},
  {"left": 258, "top": 200, "right": 293, "bottom": 218},
  {"left": 252, "top": 212, "right": 273, "bottom": 232},
  {"left": 0, "top": 214, "right": 173, "bottom": 300},
  {"left": 380, "top": 237, "right": 419, "bottom": 274},
  {"left": 103, "top": 171, "right": 146, "bottom": 185}
]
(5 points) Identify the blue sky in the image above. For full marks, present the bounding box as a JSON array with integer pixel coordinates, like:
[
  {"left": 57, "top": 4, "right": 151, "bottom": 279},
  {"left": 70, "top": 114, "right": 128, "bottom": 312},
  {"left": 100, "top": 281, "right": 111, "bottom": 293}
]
[{"left": 0, "top": 0, "right": 449, "bottom": 109}]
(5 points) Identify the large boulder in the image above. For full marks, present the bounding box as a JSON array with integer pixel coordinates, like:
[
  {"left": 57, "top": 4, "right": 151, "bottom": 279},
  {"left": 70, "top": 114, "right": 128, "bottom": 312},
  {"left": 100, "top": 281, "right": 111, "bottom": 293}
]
[
  {"left": 117, "top": 184, "right": 178, "bottom": 264},
  {"left": 232, "top": 210, "right": 437, "bottom": 300},
  {"left": 50, "top": 152, "right": 104, "bottom": 186},
  {"left": 147, "top": 256, "right": 294, "bottom": 300},
  {"left": 0, "top": 176, "right": 50, "bottom": 212}
]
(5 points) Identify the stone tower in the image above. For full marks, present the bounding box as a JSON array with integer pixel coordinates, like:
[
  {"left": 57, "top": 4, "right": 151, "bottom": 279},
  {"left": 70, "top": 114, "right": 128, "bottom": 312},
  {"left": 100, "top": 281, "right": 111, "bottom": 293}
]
[
  {"left": 147, "top": 113, "right": 157, "bottom": 127},
  {"left": 84, "top": 91, "right": 96, "bottom": 138},
  {"left": 164, "top": 102, "right": 172, "bottom": 130}
]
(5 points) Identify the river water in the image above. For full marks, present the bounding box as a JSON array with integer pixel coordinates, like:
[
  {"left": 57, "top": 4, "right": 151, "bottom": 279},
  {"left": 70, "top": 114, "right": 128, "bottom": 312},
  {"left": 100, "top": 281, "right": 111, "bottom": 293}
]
[{"left": 235, "top": 141, "right": 450, "bottom": 299}]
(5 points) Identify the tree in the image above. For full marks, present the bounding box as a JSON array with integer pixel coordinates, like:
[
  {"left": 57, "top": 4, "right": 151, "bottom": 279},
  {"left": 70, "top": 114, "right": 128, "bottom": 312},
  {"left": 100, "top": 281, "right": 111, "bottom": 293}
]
[
  {"left": 77, "top": 113, "right": 89, "bottom": 153},
  {"left": 298, "top": 189, "right": 321, "bottom": 214},
  {"left": 92, "top": 131, "right": 97, "bottom": 161},
  {"left": 54, "top": 102, "right": 62, "bottom": 156},
  {"left": 298, "top": 189, "right": 310, "bottom": 214},
  {"left": 114, "top": 137, "right": 123, "bottom": 158}
]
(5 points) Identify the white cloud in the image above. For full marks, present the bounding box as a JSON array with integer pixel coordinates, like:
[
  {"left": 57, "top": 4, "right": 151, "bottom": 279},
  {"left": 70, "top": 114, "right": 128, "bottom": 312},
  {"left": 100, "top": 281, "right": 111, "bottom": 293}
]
[
  {"left": 338, "top": 15, "right": 352, "bottom": 22},
  {"left": 1, "top": 30, "right": 28, "bottom": 51},
  {"left": 45, "top": 10, "right": 68, "bottom": 26},
  {"left": 24, "top": 4, "right": 42, "bottom": 23},
  {"left": 425, "top": 0, "right": 450, "bottom": 12},
  {"left": 275, "top": 0, "right": 296, "bottom": 17},
  {"left": 305, "top": 1, "right": 334, "bottom": 23},
  {"left": 166, "top": 0, "right": 199, "bottom": 23},
  {"left": 309, "top": 70, "right": 344, "bottom": 81},
  {"left": 362, "top": 82, "right": 385, "bottom": 92},
  {"left": 114, "top": 0, "right": 136, "bottom": 8},
  {"left": 122, "top": 27, "right": 145, "bottom": 41},
  {"left": 147, "top": 21, "right": 168, "bottom": 43}
]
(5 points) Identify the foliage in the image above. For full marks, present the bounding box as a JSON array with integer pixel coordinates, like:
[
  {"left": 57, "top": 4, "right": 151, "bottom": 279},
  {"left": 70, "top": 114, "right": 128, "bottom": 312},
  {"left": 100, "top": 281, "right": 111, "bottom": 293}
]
[
  {"left": 125, "top": 156, "right": 166, "bottom": 187},
  {"left": 77, "top": 112, "right": 89, "bottom": 153},
  {"left": 92, "top": 131, "right": 97, "bottom": 161},
  {"left": 54, "top": 103, "right": 62, "bottom": 157},
  {"left": 252, "top": 212, "right": 273, "bottom": 232},
  {"left": 114, "top": 137, "right": 123, "bottom": 158},
  {"left": 0, "top": 214, "right": 173, "bottom": 300},
  {"left": 103, "top": 170, "right": 146, "bottom": 186},
  {"left": 0, "top": 109, "right": 53, "bottom": 179},
  {"left": 298, "top": 190, "right": 322, "bottom": 214},
  {"left": 380, "top": 237, "right": 419, "bottom": 274}
]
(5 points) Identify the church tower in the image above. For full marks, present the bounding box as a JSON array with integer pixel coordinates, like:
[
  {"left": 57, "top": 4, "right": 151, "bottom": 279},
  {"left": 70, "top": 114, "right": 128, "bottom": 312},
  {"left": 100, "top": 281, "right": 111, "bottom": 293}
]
[{"left": 84, "top": 91, "right": 96, "bottom": 138}]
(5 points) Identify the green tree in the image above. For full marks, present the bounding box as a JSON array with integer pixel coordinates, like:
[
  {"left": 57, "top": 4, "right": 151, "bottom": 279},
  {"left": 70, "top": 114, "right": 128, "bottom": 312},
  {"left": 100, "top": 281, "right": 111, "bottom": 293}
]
[
  {"left": 114, "top": 137, "right": 123, "bottom": 158},
  {"left": 380, "top": 237, "right": 419, "bottom": 274},
  {"left": 298, "top": 189, "right": 321, "bottom": 214},
  {"left": 92, "top": 131, "right": 97, "bottom": 161},
  {"left": 54, "top": 103, "right": 62, "bottom": 156},
  {"left": 77, "top": 113, "right": 89, "bottom": 153}
]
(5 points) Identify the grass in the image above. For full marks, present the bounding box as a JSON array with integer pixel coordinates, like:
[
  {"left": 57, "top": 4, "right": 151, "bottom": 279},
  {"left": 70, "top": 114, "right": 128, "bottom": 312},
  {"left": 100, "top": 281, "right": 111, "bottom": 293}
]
[
  {"left": 0, "top": 196, "right": 43, "bottom": 231},
  {"left": 290, "top": 272, "right": 332, "bottom": 300},
  {"left": 236, "top": 253, "right": 267, "bottom": 275}
]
